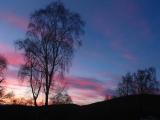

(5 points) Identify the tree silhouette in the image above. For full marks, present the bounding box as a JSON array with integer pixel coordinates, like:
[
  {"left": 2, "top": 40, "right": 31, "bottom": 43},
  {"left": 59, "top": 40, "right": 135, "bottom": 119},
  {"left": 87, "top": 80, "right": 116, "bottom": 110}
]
[
  {"left": 0, "top": 91, "right": 15, "bottom": 104},
  {"left": 51, "top": 90, "right": 72, "bottom": 105},
  {"left": 10, "top": 97, "right": 33, "bottom": 106},
  {"left": 133, "top": 67, "right": 159, "bottom": 94},
  {"left": 50, "top": 78, "right": 72, "bottom": 104},
  {"left": 0, "top": 55, "right": 7, "bottom": 98},
  {"left": 18, "top": 61, "right": 42, "bottom": 106},
  {"left": 16, "top": 1, "right": 85, "bottom": 106},
  {"left": 117, "top": 67, "right": 159, "bottom": 96},
  {"left": 117, "top": 72, "right": 135, "bottom": 96}
]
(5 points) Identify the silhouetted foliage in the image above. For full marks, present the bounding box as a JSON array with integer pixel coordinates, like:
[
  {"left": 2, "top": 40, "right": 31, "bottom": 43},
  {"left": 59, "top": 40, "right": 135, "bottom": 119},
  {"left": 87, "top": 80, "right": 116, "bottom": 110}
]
[
  {"left": 0, "top": 55, "right": 7, "bottom": 98},
  {"left": 0, "top": 94, "right": 160, "bottom": 120},
  {"left": 10, "top": 97, "right": 33, "bottom": 106},
  {"left": 4, "top": 91, "right": 15, "bottom": 99},
  {"left": 133, "top": 67, "right": 159, "bottom": 94},
  {"left": 117, "top": 72, "right": 135, "bottom": 96},
  {"left": 117, "top": 67, "right": 159, "bottom": 96},
  {"left": 0, "top": 91, "right": 15, "bottom": 104},
  {"left": 50, "top": 77, "right": 72, "bottom": 104},
  {"left": 51, "top": 91, "right": 72, "bottom": 105},
  {"left": 0, "top": 92, "right": 34, "bottom": 106},
  {"left": 16, "top": 1, "right": 84, "bottom": 106}
]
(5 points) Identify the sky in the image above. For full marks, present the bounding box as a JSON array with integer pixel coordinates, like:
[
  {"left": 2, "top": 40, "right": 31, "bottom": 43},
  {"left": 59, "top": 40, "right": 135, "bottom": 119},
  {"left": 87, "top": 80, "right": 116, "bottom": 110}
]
[{"left": 0, "top": 0, "right": 160, "bottom": 105}]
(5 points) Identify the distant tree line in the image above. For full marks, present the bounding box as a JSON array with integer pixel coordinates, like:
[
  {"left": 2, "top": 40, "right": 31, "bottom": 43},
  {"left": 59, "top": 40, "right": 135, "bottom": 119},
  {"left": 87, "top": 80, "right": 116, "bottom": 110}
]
[{"left": 117, "top": 67, "right": 160, "bottom": 96}]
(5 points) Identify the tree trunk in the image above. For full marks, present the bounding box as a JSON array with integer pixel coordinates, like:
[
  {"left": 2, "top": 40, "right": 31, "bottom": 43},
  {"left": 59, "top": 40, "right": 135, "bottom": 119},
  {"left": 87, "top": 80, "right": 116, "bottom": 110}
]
[
  {"left": 34, "top": 98, "right": 37, "bottom": 106},
  {"left": 44, "top": 73, "right": 52, "bottom": 106},
  {"left": 45, "top": 90, "right": 49, "bottom": 106}
]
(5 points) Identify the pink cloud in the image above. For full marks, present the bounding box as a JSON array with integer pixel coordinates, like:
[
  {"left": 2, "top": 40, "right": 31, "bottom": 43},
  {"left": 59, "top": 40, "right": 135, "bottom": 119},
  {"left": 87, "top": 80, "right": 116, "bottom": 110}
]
[
  {"left": 60, "top": 76, "right": 113, "bottom": 104},
  {"left": 3, "top": 72, "right": 115, "bottom": 105},
  {"left": 64, "top": 76, "right": 117, "bottom": 104},
  {"left": 5, "top": 77, "right": 28, "bottom": 88},
  {"left": 0, "top": 11, "right": 28, "bottom": 30},
  {"left": 0, "top": 43, "right": 24, "bottom": 66},
  {"left": 65, "top": 76, "right": 104, "bottom": 93},
  {"left": 68, "top": 88, "right": 104, "bottom": 105},
  {"left": 5, "top": 52, "right": 24, "bottom": 66},
  {"left": 4, "top": 75, "right": 108, "bottom": 105}
]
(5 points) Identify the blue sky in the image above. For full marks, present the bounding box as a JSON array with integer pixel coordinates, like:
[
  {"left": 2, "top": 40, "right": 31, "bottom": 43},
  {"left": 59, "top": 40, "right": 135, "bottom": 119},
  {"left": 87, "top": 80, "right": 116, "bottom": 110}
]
[{"left": 0, "top": 0, "right": 160, "bottom": 104}]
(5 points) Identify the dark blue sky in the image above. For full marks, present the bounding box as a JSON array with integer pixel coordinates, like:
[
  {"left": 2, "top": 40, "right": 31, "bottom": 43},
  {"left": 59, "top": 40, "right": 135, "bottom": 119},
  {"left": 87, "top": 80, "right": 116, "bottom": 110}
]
[{"left": 0, "top": 0, "right": 160, "bottom": 104}]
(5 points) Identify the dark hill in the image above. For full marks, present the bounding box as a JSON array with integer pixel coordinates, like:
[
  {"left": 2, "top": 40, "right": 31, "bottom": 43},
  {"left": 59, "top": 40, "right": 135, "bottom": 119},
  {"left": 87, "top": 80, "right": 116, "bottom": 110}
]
[{"left": 0, "top": 94, "right": 160, "bottom": 120}]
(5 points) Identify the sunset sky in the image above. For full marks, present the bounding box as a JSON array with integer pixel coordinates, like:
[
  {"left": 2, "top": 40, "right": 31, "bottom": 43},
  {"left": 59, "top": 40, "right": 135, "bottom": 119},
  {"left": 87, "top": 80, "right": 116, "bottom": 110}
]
[{"left": 0, "top": 0, "right": 160, "bottom": 105}]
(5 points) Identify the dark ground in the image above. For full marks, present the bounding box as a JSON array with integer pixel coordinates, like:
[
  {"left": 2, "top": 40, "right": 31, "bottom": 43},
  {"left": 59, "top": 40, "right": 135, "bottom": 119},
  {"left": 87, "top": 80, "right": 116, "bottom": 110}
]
[{"left": 0, "top": 94, "right": 160, "bottom": 120}]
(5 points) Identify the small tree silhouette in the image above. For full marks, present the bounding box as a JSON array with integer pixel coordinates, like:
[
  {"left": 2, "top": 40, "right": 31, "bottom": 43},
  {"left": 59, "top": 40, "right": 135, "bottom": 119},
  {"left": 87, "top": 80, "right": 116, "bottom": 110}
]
[
  {"left": 50, "top": 77, "right": 72, "bottom": 104},
  {"left": 133, "top": 67, "right": 159, "bottom": 94},
  {"left": 0, "top": 55, "right": 7, "bottom": 98},
  {"left": 51, "top": 91, "right": 72, "bottom": 105},
  {"left": 117, "top": 67, "right": 159, "bottom": 96},
  {"left": 117, "top": 72, "right": 135, "bottom": 96}
]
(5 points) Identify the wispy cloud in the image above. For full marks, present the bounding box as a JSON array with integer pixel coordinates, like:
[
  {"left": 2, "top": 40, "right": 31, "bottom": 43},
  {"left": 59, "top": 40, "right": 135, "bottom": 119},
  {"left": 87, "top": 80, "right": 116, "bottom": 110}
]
[
  {"left": 0, "top": 11, "right": 28, "bottom": 31},
  {"left": 66, "top": 76, "right": 103, "bottom": 91},
  {"left": 88, "top": 0, "right": 154, "bottom": 63},
  {"left": 123, "top": 51, "right": 137, "bottom": 62},
  {"left": 0, "top": 43, "right": 24, "bottom": 66},
  {"left": 68, "top": 88, "right": 104, "bottom": 105},
  {"left": 97, "top": 71, "right": 121, "bottom": 89},
  {"left": 63, "top": 75, "right": 118, "bottom": 105}
]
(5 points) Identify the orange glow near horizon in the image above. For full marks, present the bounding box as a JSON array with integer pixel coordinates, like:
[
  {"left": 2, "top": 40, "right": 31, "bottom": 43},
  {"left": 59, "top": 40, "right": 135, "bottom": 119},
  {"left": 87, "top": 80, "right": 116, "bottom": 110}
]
[{"left": 2, "top": 77, "right": 106, "bottom": 105}]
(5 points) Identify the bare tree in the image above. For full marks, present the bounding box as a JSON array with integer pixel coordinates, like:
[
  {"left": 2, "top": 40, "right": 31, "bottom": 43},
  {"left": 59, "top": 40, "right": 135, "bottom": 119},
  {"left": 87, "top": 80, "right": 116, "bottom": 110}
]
[
  {"left": 0, "top": 55, "right": 7, "bottom": 98},
  {"left": 16, "top": 1, "right": 85, "bottom": 106},
  {"left": 117, "top": 67, "right": 159, "bottom": 97},
  {"left": 117, "top": 72, "right": 135, "bottom": 96},
  {"left": 18, "top": 53, "right": 42, "bottom": 106},
  {"left": 134, "top": 67, "right": 159, "bottom": 94},
  {"left": 51, "top": 89, "right": 72, "bottom": 105},
  {"left": 52, "top": 92, "right": 72, "bottom": 105},
  {"left": 50, "top": 77, "right": 72, "bottom": 104}
]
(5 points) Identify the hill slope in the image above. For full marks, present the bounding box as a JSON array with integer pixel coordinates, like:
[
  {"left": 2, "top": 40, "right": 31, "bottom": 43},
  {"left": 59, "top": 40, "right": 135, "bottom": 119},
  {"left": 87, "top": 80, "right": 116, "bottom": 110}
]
[{"left": 0, "top": 94, "right": 160, "bottom": 120}]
